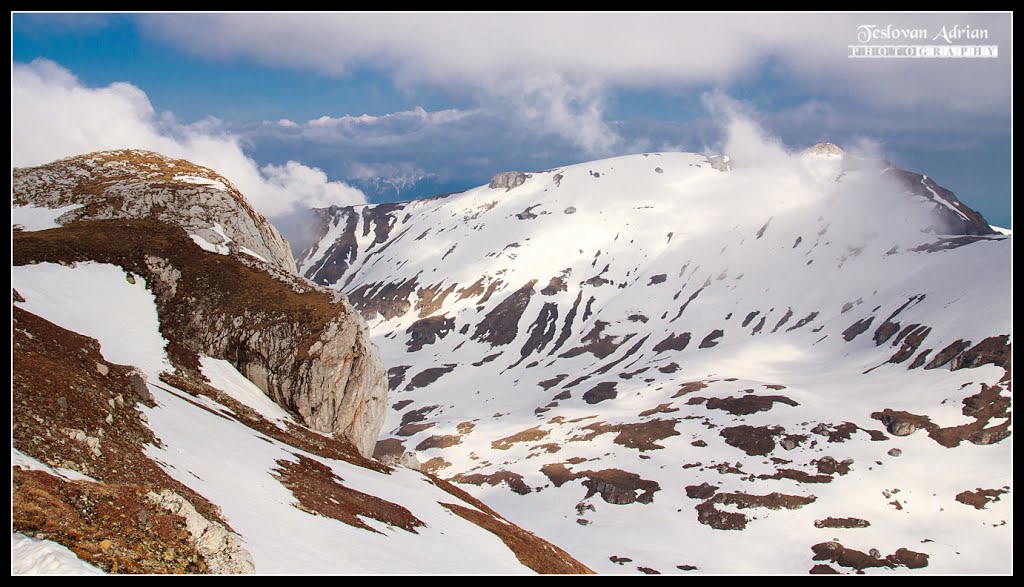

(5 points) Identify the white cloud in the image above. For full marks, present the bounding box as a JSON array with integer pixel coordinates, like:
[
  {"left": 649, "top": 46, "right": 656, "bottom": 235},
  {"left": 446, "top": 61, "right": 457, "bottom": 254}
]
[
  {"left": 135, "top": 13, "right": 1009, "bottom": 162},
  {"left": 702, "top": 92, "right": 792, "bottom": 169},
  {"left": 11, "top": 59, "right": 367, "bottom": 218},
  {"left": 140, "top": 13, "right": 1010, "bottom": 114},
  {"left": 260, "top": 161, "right": 367, "bottom": 209}
]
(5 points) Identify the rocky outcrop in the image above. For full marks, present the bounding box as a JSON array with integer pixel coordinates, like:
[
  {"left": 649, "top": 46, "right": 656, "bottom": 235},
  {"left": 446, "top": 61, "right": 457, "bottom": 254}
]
[
  {"left": 147, "top": 490, "right": 255, "bottom": 574},
  {"left": 489, "top": 171, "right": 532, "bottom": 191},
  {"left": 14, "top": 216, "right": 388, "bottom": 458},
  {"left": 12, "top": 150, "right": 297, "bottom": 274}
]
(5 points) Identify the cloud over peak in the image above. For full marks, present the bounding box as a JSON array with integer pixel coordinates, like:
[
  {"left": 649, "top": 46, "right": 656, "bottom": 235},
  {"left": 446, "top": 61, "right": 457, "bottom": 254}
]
[{"left": 12, "top": 59, "right": 367, "bottom": 218}]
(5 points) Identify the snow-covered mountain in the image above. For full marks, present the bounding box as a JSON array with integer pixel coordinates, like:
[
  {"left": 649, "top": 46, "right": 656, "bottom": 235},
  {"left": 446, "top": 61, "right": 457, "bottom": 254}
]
[
  {"left": 298, "top": 146, "right": 1012, "bottom": 574},
  {"left": 11, "top": 151, "right": 592, "bottom": 575}
]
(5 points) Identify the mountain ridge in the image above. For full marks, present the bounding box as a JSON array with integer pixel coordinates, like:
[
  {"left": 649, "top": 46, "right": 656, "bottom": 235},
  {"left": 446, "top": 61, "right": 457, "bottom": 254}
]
[{"left": 297, "top": 149, "right": 1011, "bottom": 574}]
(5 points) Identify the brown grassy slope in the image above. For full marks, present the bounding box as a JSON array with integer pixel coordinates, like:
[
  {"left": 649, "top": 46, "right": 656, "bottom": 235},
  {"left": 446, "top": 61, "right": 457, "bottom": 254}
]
[
  {"left": 13, "top": 219, "right": 354, "bottom": 411},
  {"left": 12, "top": 305, "right": 225, "bottom": 573}
]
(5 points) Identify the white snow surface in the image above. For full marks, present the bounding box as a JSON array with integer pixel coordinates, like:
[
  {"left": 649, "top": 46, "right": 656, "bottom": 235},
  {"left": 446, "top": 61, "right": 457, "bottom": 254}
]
[
  {"left": 12, "top": 262, "right": 172, "bottom": 377},
  {"left": 11, "top": 204, "right": 83, "bottom": 231},
  {"left": 12, "top": 534, "right": 106, "bottom": 575},
  {"left": 12, "top": 447, "right": 98, "bottom": 483},
  {"left": 190, "top": 233, "right": 230, "bottom": 255},
  {"left": 173, "top": 174, "right": 228, "bottom": 191},
  {"left": 199, "top": 356, "right": 296, "bottom": 427},
  {"left": 300, "top": 152, "right": 1012, "bottom": 574}
]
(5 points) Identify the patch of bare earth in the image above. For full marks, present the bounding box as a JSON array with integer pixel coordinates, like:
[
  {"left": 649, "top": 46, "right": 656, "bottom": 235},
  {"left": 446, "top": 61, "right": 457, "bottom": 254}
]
[
  {"left": 637, "top": 566, "right": 661, "bottom": 574},
  {"left": 638, "top": 403, "right": 679, "bottom": 417},
  {"left": 451, "top": 470, "right": 533, "bottom": 495},
  {"left": 415, "top": 434, "right": 463, "bottom": 451},
  {"left": 688, "top": 394, "right": 799, "bottom": 415},
  {"left": 955, "top": 487, "right": 1010, "bottom": 509},
  {"left": 396, "top": 422, "right": 436, "bottom": 437},
  {"left": 672, "top": 380, "right": 711, "bottom": 398},
  {"left": 492, "top": 426, "right": 550, "bottom": 450},
  {"left": 872, "top": 385, "right": 1011, "bottom": 447},
  {"left": 719, "top": 425, "right": 785, "bottom": 456},
  {"left": 272, "top": 454, "right": 424, "bottom": 534},
  {"left": 814, "top": 517, "right": 871, "bottom": 529},
  {"left": 695, "top": 491, "right": 816, "bottom": 530},
  {"left": 685, "top": 483, "right": 719, "bottom": 499},
  {"left": 757, "top": 469, "right": 833, "bottom": 484},
  {"left": 569, "top": 418, "right": 680, "bottom": 451},
  {"left": 539, "top": 463, "right": 660, "bottom": 505},
  {"left": 373, "top": 438, "right": 406, "bottom": 463},
  {"left": 404, "top": 364, "right": 458, "bottom": 391},
  {"left": 421, "top": 457, "right": 452, "bottom": 474},
  {"left": 810, "top": 541, "right": 929, "bottom": 572},
  {"left": 439, "top": 503, "right": 593, "bottom": 574}
]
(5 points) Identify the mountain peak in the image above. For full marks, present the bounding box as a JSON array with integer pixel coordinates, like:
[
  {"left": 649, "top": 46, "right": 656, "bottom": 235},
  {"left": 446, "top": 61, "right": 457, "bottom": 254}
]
[
  {"left": 802, "top": 142, "right": 845, "bottom": 157},
  {"left": 13, "top": 150, "right": 298, "bottom": 274}
]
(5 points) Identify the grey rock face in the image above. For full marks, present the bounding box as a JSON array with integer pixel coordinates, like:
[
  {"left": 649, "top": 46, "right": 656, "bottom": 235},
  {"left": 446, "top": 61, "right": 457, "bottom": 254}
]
[
  {"left": 12, "top": 149, "right": 297, "bottom": 274},
  {"left": 147, "top": 489, "right": 255, "bottom": 574},
  {"left": 489, "top": 171, "right": 532, "bottom": 191},
  {"left": 706, "top": 155, "right": 732, "bottom": 172},
  {"left": 143, "top": 255, "right": 387, "bottom": 457},
  {"left": 887, "top": 420, "right": 917, "bottom": 437},
  {"left": 14, "top": 151, "right": 388, "bottom": 458}
]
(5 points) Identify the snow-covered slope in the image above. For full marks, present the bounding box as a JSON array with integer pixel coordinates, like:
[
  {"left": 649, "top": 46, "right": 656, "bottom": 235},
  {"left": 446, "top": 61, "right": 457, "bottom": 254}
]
[
  {"left": 11, "top": 153, "right": 591, "bottom": 575},
  {"left": 299, "top": 148, "right": 1012, "bottom": 574}
]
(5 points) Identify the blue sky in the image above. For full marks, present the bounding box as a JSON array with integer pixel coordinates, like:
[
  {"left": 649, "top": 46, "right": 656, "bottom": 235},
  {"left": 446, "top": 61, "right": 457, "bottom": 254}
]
[{"left": 11, "top": 12, "right": 1012, "bottom": 227}]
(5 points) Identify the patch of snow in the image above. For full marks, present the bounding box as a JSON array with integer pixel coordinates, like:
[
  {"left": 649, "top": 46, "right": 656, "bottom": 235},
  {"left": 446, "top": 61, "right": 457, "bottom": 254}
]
[
  {"left": 11, "top": 262, "right": 172, "bottom": 378},
  {"left": 173, "top": 175, "right": 227, "bottom": 191},
  {"left": 921, "top": 176, "right": 970, "bottom": 221},
  {"left": 239, "top": 247, "right": 268, "bottom": 263},
  {"left": 200, "top": 356, "right": 295, "bottom": 427},
  {"left": 11, "top": 533, "right": 105, "bottom": 575},
  {"left": 190, "top": 234, "right": 230, "bottom": 256},
  {"left": 11, "top": 204, "right": 83, "bottom": 231},
  {"left": 210, "top": 222, "right": 232, "bottom": 244},
  {"left": 12, "top": 447, "right": 98, "bottom": 483},
  {"left": 991, "top": 226, "right": 1011, "bottom": 236}
]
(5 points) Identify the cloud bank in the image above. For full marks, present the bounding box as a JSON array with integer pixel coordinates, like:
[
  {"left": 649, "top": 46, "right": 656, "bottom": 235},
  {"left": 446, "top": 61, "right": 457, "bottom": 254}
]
[{"left": 11, "top": 59, "right": 367, "bottom": 218}]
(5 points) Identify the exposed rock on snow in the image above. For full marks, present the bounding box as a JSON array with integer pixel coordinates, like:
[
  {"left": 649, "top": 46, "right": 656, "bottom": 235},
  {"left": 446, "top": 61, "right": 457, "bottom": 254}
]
[
  {"left": 489, "top": 171, "right": 532, "bottom": 191},
  {"left": 147, "top": 489, "right": 255, "bottom": 574}
]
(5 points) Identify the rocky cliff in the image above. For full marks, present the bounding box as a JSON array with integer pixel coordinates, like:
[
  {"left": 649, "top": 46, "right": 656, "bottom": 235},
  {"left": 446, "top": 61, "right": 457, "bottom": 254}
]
[{"left": 13, "top": 152, "right": 388, "bottom": 457}]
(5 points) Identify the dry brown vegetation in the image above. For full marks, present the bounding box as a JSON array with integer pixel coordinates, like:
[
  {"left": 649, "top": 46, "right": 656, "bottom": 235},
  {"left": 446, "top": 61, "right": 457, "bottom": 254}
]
[
  {"left": 439, "top": 503, "right": 593, "bottom": 574},
  {"left": 695, "top": 491, "right": 816, "bottom": 530},
  {"left": 955, "top": 487, "right": 1009, "bottom": 510},
  {"left": 273, "top": 455, "right": 424, "bottom": 534},
  {"left": 451, "top": 470, "right": 533, "bottom": 495},
  {"left": 691, "top": 394, "right": 799, "bottom": 415},
  {"left": 569, "top": 418, "right": 680, "bottom": 451},
  {"left": 13, "top": 469, "right": 206, "bottom": 574},
  {"left": 810, "top": 541, "right": 928, "bottom": 571},
  {"left": 12, "top": 306, "right": 229, "bottom": 572},
  {"left": 719, "top": 425, "right": 785, "bottom": 456},
  {"left": 416, "top": 434, "right": 463, "bottom": 451},
  {"left": 492, "top": 426, "right": 550, "bottom": 450},
  {"left": 539, "top": 463, "right": 660, "bottom": 505}
]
